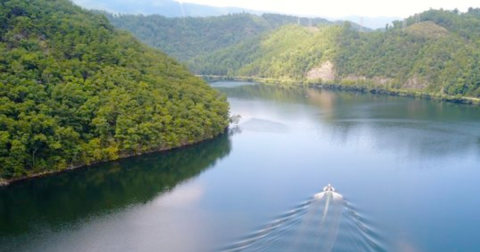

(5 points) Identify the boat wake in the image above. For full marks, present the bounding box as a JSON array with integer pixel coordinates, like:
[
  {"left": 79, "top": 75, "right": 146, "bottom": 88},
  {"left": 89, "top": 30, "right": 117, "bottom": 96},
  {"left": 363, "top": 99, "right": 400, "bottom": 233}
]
[{"left": 219, "top": 188, "right": 387, "bottom": 252}]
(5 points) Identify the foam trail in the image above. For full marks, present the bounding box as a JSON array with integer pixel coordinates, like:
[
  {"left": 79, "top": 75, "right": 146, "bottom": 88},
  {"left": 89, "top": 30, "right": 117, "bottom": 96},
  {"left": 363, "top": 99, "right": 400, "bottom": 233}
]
[
  {"left": 323, "top": 192, "right": 331, "bottom": 221},
  {"left": 314, "top": 192, "right": 325, "bottom": 199},
  {"left": 219, "top": 199, "right": 314, "bottom": 252},
  {"left": 312, "top": 191, "right": 343, "bottom": 252},
  {"left": 332, "top": 191, "right": 343, "bottom": 200},
  {"left": 286, "top": 198, "right": 325, "bottom": 250},
  {"left": 219, "top": 189, "right": 387, "bottom": 252}
]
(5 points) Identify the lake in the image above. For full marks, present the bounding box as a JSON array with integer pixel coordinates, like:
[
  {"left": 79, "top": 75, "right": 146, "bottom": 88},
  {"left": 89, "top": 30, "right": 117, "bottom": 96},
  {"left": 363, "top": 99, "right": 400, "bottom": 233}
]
[{"left": 1, "top": 82, "right": 480, "bottom": 252}]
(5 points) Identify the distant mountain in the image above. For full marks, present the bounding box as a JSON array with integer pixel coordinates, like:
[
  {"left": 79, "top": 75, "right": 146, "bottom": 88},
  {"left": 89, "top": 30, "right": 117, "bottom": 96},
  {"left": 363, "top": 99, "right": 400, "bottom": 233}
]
[
  {"left": 105, "top": 13, "right": 332, "bottom": 61},
  {"left": 189, "top": 9, "right": 480, "bottom": 99},
  {"left": 333, "top": 16, "right": 400, "bottom": 29},
  {"left": 74, "top": 0, "right": 378, "bottom": 29},
  {"left": 73, "top": 0, "right": 260, "bottom": 17}
]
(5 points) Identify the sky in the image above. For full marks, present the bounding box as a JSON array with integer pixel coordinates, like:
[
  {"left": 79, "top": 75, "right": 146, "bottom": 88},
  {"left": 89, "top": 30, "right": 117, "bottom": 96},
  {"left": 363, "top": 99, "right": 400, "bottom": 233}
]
[{"left": 176, "top": 0, "right": 479, "bottom": 18}]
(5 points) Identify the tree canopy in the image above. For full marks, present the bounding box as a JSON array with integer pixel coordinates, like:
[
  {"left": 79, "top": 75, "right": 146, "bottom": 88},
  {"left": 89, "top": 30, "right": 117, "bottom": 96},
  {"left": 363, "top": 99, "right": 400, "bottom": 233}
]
[
  {"left": 0, "top": 0, "right": 229, "bottom": 180},
  {"left": 105, "top": 12, "right": 331, "bottom": 61}
]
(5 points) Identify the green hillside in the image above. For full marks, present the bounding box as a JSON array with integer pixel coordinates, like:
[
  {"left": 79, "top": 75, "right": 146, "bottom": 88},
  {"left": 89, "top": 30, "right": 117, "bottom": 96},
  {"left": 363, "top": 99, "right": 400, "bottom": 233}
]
[
  {"left": 190, "top": 9, "right": 480, "bottom": 99},
  {"left": 0, "top": 0, "right": 229, "bottom": 181},
  {"left": 189, "top": 24, "right": 341, "bottom": 80},
  {"left": 105, "top": 13, "right": 331, "bottom": 61}
]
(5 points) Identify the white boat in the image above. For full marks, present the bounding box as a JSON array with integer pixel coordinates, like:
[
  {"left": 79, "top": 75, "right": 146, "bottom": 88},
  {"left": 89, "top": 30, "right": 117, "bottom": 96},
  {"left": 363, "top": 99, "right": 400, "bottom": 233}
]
[{"left": 323, "top": 184, "right": 335, "bottom": 192}]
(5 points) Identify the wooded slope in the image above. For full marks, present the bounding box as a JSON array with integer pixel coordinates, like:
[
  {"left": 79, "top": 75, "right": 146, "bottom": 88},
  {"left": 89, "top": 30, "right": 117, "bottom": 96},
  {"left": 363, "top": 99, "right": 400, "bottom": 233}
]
[{"left": 0, "top": 0, "right": 229, "bottom": 180}]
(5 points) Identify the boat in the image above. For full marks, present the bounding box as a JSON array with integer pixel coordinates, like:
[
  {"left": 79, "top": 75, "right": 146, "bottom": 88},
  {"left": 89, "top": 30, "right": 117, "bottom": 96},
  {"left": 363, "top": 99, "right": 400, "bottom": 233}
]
[{"left": 323, "top": 184, "right": 335, "bottom": 192}]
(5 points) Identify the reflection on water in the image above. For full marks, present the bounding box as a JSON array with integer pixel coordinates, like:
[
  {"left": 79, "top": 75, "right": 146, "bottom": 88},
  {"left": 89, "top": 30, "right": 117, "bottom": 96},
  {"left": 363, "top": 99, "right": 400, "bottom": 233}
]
[
  {"left": 241, "top": 119, "right": 289, "bottom": 133},
  {"left": 2, "top": 82, "right": 480, "bottom": 252},
  {"left": 216, "top": 82, "right": 480, "bottom": 252},
  {"left": 218, "top": 83, "right": 480, "bottom": 162},
  {"left": 210, "top": 81, "right": 257, "bottom": 88},
  {"left": 0, "top": 134, "right": 231, "bottom": 245}
]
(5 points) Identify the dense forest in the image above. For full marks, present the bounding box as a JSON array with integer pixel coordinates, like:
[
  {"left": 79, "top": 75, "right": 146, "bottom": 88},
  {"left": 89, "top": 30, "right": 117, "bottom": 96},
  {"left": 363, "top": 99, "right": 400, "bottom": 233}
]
[
  {"left": 105, "top": 13, "right": 331, "bottom": 61},
  {"left": 189, "top": 9, "right": 480, "bottom": 98},
  {"left": 189, "top": 24, "right": 342, "bottom": 79},
  {"left": 0, "top": 0, "right": 230, "bottom": 182},
  {"left": 104, "top": 9, "right": 480, "bottom": 99}
]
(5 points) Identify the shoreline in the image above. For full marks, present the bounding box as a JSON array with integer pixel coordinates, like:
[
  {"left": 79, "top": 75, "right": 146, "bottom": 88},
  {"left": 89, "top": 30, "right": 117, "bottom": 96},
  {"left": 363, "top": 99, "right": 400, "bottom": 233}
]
[
  {"left": 200, "top": 75, "right": 480, "bottom": 106},
  {"left": 0, "top": 129, "right": 228, "bottom": 187}
]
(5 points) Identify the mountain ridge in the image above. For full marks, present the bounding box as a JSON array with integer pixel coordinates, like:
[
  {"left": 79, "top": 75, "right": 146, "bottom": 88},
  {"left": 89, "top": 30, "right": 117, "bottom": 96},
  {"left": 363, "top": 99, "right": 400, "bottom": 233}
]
[
  {"left": 105, "top": 12, "right": 334, "bottom": 61},
  {"left": 188, "top": 9, "right": 480, "bottom": 100}
]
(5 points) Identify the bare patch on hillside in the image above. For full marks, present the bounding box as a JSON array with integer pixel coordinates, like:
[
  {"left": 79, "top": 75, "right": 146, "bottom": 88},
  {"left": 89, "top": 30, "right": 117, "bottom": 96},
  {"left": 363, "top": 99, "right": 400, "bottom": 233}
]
[
  {"left": 306, "top": 61, "right": 335, "bottom": 81},
  {"left": 402, "top": 76, "right": 428, "bottom": 90}
]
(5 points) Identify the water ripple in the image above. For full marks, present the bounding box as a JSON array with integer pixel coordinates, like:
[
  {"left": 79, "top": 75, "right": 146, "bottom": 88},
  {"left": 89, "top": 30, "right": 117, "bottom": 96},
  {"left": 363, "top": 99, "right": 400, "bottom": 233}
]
[{"left": 218, "top": 191, "right": 388, "bottom": 252}]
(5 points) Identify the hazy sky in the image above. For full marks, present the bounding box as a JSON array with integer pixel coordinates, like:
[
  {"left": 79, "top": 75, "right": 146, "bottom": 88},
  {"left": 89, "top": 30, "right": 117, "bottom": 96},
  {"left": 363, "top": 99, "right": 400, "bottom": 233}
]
[{"left": 176, "top": 0, "right": 478, "bottom": 18}]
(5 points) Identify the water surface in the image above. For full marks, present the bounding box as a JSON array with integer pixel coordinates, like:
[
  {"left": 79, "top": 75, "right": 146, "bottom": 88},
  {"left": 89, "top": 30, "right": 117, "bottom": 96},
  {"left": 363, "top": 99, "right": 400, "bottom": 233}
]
[{"left": 1, "top": 82, "right": 480, "bottom": 252}]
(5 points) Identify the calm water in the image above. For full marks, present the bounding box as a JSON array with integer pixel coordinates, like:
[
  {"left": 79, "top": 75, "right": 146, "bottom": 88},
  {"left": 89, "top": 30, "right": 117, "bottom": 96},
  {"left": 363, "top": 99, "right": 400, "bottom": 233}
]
[{"left": 1, "top": 82, "right": 480, "bottom": 252}]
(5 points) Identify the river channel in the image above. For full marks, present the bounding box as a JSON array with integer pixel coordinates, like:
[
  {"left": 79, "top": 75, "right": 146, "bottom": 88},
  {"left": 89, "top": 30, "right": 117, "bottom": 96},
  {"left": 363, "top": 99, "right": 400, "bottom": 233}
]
[{"left": 1, "top": 82, "right": 480, "bottom": 252}]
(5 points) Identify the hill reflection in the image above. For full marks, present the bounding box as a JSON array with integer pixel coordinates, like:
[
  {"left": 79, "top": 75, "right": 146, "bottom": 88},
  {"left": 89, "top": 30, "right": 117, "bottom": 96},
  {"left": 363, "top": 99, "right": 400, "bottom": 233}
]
[
  {"left": 222, "top": 84, "right": 480, "bottom": 161},
  {"left": 0, "top": 134, "right": 231, "bottom": 235}
]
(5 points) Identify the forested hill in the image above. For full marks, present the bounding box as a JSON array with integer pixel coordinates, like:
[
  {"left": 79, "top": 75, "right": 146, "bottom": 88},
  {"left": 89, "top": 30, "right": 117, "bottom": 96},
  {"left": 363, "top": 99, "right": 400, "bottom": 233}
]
[
  {"left": 0, "top": 0, "right": 229, "bottom": 182},
  {"left": 190, "top": 9, "right": 480, "bottom": 99},
  {"left": 105, "top": 13, "right": 331, "bottom": 61}
]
